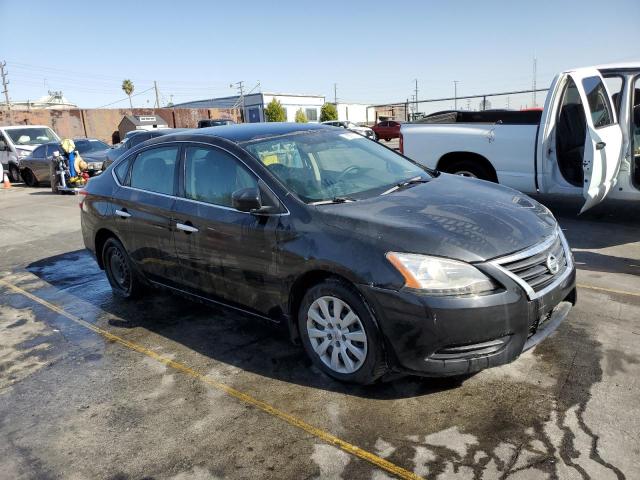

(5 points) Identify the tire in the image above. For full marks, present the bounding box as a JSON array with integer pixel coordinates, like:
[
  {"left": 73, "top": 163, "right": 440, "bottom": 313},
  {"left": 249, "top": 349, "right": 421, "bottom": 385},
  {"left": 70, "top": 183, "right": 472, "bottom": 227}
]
[
  {"left": 22, "top": 169, "right": 38, "bottom": 187},
  {"left": 298, "top": 278, "right": 386, "bottom": 384},
  {"left": 102, "top": 237, "right": 144, "bottom": 299},
  {"left": 9, "top": 164, "right": 21, "bottom": 183},
  {"left": 442, "top": 159, "right": 496, "bottom": 182}
]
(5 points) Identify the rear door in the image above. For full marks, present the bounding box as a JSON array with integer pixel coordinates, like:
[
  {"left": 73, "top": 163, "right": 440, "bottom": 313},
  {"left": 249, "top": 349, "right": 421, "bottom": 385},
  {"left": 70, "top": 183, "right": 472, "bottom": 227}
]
[
  {"left": 112, "top": 144, "right": 182, "bottom": 285},
  {"left": 539, "top": 68, "right": 623, "bottom": 212}
]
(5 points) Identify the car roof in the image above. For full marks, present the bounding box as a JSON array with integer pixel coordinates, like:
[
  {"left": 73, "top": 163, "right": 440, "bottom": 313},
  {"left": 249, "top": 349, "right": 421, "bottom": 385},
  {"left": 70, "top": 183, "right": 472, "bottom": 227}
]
[{"left": 170, "top": 122, "right": 331, "bottom": 143}]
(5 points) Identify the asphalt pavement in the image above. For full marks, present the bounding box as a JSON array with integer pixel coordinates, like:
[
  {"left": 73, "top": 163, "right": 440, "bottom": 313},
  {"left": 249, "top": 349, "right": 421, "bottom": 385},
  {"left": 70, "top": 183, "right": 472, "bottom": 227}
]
[{"left": 1, "top": 183, "right": 639, "bottom": 480}]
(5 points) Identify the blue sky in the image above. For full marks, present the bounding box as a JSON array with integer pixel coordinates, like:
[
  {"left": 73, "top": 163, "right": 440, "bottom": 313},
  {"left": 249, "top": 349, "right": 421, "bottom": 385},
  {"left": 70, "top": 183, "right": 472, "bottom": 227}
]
[{"left": 1, "top": 0, "right": 638, "bottom": 108}]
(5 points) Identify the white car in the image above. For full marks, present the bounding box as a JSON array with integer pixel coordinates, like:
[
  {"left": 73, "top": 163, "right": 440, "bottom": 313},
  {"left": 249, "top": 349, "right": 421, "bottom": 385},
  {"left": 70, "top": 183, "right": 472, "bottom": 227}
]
[
  {"left": 321, "top": 120, "right": 376, "bottom": 140},
  {"left": 400, "top": 63, "right": 640, "bottom": 212},
  {"left": 0, "top": 125, "right": 61, "bottom": 182}
]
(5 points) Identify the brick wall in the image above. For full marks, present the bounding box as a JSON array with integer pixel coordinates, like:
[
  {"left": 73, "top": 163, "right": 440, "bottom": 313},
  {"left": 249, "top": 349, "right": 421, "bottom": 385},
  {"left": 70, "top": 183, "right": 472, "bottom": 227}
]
[{"left": 0, "top": 108, "right": 241, "bottom": 144}]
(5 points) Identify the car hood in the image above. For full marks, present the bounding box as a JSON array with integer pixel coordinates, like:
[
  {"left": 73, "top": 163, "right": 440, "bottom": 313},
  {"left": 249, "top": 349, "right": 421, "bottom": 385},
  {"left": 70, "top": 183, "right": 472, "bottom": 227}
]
[
  {"left": 14, "top": 145, "right": 37, "bottom": 152},
  {"left": 81, "top": 150, "right": 109, "bottom": 162},
  {"left": 317, "top": 174, "right": 557, "bottom": 263}
]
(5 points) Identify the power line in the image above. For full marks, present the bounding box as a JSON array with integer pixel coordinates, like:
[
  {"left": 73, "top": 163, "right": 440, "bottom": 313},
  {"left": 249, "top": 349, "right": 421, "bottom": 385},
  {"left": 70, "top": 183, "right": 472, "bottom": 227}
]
[{"left": 94, "top": 87, "right": 155, "bottom": 108}]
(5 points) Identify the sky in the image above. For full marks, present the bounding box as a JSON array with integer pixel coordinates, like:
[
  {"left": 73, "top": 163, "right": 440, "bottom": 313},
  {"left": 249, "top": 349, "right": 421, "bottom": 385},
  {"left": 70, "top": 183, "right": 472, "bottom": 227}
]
[{"left": 1, "top": 0, "right": 639, "bottom": 110}]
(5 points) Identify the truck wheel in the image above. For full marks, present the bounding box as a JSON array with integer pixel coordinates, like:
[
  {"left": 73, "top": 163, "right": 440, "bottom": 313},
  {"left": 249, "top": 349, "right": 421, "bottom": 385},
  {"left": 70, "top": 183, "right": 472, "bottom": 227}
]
[{"left": 444, "top": 159, "right": 496, "bottom": 182}]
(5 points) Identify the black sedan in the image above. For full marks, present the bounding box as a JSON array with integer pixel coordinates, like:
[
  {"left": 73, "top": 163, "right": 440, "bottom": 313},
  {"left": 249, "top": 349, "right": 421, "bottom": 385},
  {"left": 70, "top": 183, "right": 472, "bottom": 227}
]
[{"left": 80, "top": 123, "right": 576, "bottom": 384}]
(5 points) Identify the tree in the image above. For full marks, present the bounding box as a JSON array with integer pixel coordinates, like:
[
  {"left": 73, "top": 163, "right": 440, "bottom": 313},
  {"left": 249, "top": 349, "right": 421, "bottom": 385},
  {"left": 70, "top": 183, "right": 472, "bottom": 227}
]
[
  {"left": 320, "top": 103, "right": 338, "bottom": 122},
  {"left": 264, "top": 98, "right": 287, "bottom": 122},
  {"left": 295, "top": 108, "right": 308, "bottom": 123},
  {"left": 122, "top": 79, "right": 135, "bottom": 110}
]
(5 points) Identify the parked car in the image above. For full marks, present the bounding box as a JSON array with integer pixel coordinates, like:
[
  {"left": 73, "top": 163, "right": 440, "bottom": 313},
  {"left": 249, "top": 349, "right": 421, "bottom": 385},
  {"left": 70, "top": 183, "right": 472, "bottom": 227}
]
[
  {"left": 103, "top": 129, "right": 185, "bottom": 170},
  {"left": 197, "top": 119, "right": 236, "bottom": 128},
  {"left": 0, "top": 125, "right": 60, "bottom": 182},
  {"left": 321, "top": 120, "right": 376, "bottom": 140},
  {"left": 400, "top": 63, "right": 640, "bottom": 213},
  {"left": 81, "top": 123, "right": 576, "bottom": 384},
  {"left": 371, "top": 120, "right": 403, "bottom": 141},
  {"left": 20, "top": 138, "right": 110, "bottom": 186}
]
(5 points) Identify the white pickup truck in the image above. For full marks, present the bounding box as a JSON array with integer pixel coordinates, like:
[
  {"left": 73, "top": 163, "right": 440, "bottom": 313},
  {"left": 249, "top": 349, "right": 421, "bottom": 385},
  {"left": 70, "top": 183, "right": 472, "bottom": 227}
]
[{"left": 400, "top": 63, "right": 640, "bottom": 212}]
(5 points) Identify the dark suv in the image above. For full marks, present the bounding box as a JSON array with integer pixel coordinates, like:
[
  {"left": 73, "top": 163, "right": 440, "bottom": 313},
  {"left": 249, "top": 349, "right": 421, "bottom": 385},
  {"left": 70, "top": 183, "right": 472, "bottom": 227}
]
[{"left": 81, "top": 123, "right": 576, "bottom": 384}]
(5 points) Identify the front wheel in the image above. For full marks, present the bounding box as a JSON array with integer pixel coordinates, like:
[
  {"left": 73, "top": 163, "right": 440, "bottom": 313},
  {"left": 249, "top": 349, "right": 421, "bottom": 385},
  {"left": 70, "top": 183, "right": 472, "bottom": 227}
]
[
  {"left": 298, "top": 278, "right": 386, "bottom": 384},
  {"left": 9, "top": 164, "right": 20, "bottom": 183},
  {"left": 102, "top": 237, "right": 144, "bottom": 299},
  {"left": 22, "top": 169, "right": 39, "bottom": 187}
]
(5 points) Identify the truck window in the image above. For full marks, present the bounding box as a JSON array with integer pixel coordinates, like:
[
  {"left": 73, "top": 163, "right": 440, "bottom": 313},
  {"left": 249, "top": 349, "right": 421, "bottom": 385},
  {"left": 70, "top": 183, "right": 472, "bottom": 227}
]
[
  {"left": 604, "top": 75, "right": 623, "bottom": 115},
  {"left": 556, "top": 78, "right": 587, "bottom": 188},
  {"left": 582, "top": 76, "right": 615, "bottom": 128}
]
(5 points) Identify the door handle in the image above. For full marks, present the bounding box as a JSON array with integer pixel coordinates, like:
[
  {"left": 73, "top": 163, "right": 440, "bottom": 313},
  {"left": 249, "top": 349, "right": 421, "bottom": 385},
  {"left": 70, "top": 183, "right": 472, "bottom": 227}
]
[
  {"left": 176, "top": 222, "right": 199, "bottom": 233},
  {"left": 596, "top": 141, "right": 606, "bottom": 150},
  {"left": 115, "top": 209, "right": 131, "bottom": 218}
]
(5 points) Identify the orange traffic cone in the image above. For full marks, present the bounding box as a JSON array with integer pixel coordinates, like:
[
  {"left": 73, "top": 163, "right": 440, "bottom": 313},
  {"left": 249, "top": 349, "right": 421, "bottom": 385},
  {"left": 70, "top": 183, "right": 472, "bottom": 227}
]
[{"left": 2, "top": 171, "right": 11, "bottom": 189}]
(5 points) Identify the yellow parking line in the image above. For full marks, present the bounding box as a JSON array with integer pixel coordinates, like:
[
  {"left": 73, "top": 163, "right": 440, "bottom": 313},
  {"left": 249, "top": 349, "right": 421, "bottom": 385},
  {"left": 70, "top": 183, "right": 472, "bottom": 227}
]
[
  {"left": 0, "top": 279, "right": 423, "bottom": 480},
  {"left": 578, "top": 284, "right": 640, "bottom": 297}
]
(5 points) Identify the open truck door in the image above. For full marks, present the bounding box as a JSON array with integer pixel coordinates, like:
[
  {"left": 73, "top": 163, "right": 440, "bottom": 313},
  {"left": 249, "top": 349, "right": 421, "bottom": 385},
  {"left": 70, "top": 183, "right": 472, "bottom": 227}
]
[{"left": 538, "top": 68, "right": 623, "bottom": 212}]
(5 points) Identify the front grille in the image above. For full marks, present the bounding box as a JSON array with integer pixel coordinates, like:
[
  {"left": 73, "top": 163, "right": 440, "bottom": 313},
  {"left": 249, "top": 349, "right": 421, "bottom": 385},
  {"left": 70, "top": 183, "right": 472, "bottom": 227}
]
[{"left": 501, "top": 234, "right": 567, "bottom": 293}]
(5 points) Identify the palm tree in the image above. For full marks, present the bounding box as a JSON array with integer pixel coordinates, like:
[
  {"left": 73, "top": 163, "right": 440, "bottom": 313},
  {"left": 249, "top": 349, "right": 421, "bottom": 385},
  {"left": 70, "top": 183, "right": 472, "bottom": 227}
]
[{"left": 121, "top": 79, "right": 135, "bottom": 110}]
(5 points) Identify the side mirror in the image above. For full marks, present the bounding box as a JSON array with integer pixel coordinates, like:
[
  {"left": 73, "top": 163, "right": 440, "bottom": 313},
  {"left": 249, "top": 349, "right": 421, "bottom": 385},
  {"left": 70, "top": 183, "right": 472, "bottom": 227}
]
[
  {"left": 232, "top": 187, "right": 262, "bottom": 212},
  {"left": 0, "top": 142, "right": 7, "bottom": 151}
]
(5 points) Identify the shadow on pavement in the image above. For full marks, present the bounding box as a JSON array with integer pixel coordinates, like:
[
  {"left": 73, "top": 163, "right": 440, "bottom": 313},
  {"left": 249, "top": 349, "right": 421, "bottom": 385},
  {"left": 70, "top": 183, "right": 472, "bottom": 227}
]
[{"left": 25, "top": 249, "right": 465, "bottom": 400}]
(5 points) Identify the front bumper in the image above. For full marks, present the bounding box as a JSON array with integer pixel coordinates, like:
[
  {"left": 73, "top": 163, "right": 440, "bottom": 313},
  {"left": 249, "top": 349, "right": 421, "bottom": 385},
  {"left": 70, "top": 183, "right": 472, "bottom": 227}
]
[{"left": 358, "top": 264, "right": 576, "bottom": 377}]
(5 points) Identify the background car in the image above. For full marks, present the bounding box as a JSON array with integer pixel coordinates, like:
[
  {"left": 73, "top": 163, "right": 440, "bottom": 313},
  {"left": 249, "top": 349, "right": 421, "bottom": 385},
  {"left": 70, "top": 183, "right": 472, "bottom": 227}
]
[
  {"left": 321, "top": 120, "right": 376, "bottom": 140},
  {"left": 371, "top": 120, "right": 404, "bottom": 141},
  {"left": 19, "top": 137, "right": 110, "bottom": 186},
  {"left": 0, "top": 125, "right": 60, "bottom": 182},
  {"left": 197, "top": 119, "right": 236, "bottom": 128},
  {"left": 103, "top": 129, "right": 186, "bottom": 169}
]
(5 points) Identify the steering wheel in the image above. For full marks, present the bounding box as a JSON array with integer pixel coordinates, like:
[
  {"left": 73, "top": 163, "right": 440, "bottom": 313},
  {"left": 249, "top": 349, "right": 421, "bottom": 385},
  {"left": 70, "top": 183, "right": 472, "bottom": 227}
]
[{"left": 335, "top": 165, "right": 363, "bottom": 184}]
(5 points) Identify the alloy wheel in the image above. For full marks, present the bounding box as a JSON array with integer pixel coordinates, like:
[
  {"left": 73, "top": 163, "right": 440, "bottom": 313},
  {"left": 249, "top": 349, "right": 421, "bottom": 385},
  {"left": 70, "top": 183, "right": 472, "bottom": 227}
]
[{"left": 306, "top": 296, "right": 368, "bottom": 374}]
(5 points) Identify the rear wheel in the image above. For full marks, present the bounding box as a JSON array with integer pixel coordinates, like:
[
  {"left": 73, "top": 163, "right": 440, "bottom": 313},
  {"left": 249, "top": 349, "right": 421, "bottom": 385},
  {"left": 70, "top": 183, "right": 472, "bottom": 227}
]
[
  {"left": 442, "top": 159, "right": 496, "bottom": 182},
  {"left": 102, "top": 237, "right": 143, "bottom": 298},
  {"left": 298, "top": 278, "right": 386, "bottom": 384}
]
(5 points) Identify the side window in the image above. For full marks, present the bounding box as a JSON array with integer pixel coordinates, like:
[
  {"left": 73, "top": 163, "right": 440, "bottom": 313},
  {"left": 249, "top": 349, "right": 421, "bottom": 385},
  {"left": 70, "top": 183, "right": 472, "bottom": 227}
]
[
  {"left": 604, "top": 75, "right": 624, "bottom": 116},
  {"left": 582, "top": 76, "right": 616, "bottom": 128},
  {"left": 184, "top": 146, "right": 257, "bottom": 208},
  {"left": 114, "top": 157, "right": 131, "bottom": 185},
  {"left": 130, "top": 146, "right": 179, "bottom": 195},
  {"left": 45, "top": 144, "right": 59, "bottom": 157},
  {"left": 129, "top": 133, "right": 150, "bottom": 148},
  {"left": 32, "top": 145, "right": 46, "bottom": 158}
]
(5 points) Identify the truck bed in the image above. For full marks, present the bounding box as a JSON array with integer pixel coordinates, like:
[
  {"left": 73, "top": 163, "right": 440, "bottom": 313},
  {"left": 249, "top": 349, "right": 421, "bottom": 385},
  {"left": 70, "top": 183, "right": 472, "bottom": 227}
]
[{"left": 414, "top": 109, "right": 543, "bottom": 125}]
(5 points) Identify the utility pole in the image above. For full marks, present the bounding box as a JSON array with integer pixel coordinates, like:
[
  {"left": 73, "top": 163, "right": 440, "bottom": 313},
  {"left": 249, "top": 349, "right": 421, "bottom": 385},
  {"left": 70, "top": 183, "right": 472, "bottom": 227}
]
[
  {"left": 333, "top": 83, "right": 337, "bottom": 104},
  {"left": 1, "top": 61, "right": 11, "bottom": 114},
  {"left": 414, "top": 79, "right": 419, "bottom": 116},
  {"left": 532, "top": 56, "right": 537, "bottom": 107},
  {"left": 453, "top": 80, "right": 459, "bottom": 110},
  {"left": 154, "top": 81, "right": 160, "bottom": 108},
  {"left": 231, "top": 81, "right": 245, "bottom": 121}
]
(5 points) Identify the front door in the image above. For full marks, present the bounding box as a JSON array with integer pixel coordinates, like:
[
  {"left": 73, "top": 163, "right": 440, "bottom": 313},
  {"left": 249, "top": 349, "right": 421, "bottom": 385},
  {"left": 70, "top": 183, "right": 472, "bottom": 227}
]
[
  {"left": 538, "top": 68, "right": 623, "bottom": 212},
  {"left": 172, "top": 143, "right": 281, "bottom": 314},
  {"left": 112, "top": 144, "right": 182, "bottom": 285}
]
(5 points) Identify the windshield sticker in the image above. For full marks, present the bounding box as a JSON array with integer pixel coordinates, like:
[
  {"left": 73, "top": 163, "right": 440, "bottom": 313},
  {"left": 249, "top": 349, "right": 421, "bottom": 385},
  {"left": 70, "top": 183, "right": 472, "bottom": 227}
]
[{"left": 339, "top": 132, "right": 361, "bottom": 140}]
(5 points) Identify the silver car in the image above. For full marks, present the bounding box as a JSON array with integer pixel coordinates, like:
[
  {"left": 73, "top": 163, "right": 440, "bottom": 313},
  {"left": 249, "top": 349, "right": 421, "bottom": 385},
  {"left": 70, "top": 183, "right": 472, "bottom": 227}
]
[{"left": 321, "top": 120, "right": 376, "bottom": 140}]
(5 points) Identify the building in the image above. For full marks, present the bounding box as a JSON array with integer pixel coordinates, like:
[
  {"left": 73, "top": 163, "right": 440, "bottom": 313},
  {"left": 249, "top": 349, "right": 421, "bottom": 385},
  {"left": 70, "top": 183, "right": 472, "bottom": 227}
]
[
  {"left": 118, "top": 114, "right": 169, "bottom": 139},
  {"left": 8, "top": 91, "right": 77, "bottom": 110},
  {"left": 335, "top": 103, "right": 375, "bottom": 124},
  {"left": 174, "top": 93, "right": 325, "bottom": 123}
]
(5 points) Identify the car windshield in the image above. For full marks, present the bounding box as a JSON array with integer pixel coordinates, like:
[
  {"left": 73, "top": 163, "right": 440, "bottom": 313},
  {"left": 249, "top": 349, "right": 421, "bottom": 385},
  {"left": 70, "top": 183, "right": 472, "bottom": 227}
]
[
  {"left": 75, "top": 139, "right": 109, "bottom": 154},
  {"left": 242, "top": 130, "right": 431, "bottom": 203},
  {"left": 5, "top": 127, "right": 58, "bottom": 146}
]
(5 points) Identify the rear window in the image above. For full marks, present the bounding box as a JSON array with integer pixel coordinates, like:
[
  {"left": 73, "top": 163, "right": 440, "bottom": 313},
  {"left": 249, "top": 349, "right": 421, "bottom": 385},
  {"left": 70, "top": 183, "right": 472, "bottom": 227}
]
[
  {"left": 582, "top": 76, "right": 616, "bottom": 128},
  {"left": 129, "top": 146, "right": 179, "bottom": 195}
]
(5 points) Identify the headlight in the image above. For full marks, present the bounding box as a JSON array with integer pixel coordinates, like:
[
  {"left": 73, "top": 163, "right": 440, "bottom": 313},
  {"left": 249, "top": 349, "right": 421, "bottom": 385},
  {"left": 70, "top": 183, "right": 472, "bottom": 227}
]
[
  {"left": 386, "top": 252, "right": 496, "bottom": 296},
  {"left": 16, "top": 149, "right": 30, "bottom": 158}
]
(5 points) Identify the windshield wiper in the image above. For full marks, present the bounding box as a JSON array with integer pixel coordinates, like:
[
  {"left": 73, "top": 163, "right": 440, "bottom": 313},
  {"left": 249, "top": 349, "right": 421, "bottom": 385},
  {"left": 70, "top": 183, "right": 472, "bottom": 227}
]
[
  {"left": 380, "top": 176, "right": 429, "bottom": 196},
  {"left": 311, "top": 196, "right": 357, "bottom": 205}
]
